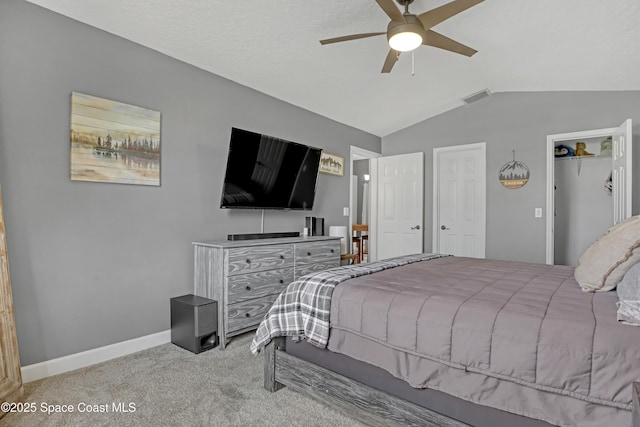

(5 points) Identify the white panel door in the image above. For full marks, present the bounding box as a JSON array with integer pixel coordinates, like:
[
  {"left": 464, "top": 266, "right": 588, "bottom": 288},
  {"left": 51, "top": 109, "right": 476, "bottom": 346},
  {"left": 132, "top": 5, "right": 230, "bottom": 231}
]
[
  {"left": 376, "top": 153, "right": 424, "bottom": 260},
  {"left": 612, "top": 119, "right": 632, "bottom": 224},
  {"left": 433, "top": 143, "right": 486, "bottom": 258}
]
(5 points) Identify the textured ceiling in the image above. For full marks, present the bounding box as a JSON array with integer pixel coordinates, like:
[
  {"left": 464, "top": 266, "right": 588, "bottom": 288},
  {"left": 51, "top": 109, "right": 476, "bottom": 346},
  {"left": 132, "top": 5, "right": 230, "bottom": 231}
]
[{"left": 24, "top": 0, "right": 640, "bottom": 136}]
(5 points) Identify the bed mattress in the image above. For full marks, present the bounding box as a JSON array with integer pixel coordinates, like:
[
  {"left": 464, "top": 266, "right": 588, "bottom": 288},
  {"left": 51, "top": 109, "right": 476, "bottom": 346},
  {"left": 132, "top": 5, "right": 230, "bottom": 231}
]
[{"left": 327, "top": 256, "right": 640, "bottom": 427}]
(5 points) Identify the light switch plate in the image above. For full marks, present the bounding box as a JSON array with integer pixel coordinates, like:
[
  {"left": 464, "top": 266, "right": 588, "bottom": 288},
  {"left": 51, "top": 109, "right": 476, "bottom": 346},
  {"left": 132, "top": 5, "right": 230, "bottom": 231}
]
[
  {"left": 343, "top": 207, "right": 349, "bottom": 216},
  {"left": 535, "top": 208, "right": 542, "bottom": 218}
]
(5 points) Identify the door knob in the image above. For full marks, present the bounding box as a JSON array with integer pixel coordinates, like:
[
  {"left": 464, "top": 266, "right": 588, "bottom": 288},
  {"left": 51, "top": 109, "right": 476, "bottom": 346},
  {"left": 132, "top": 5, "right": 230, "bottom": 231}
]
[
  {"left": 411, "top": 225, "right": 421, "bottom": 230},
  {"left": 441, "top": 225, "right": 449, "bottom": 230}
]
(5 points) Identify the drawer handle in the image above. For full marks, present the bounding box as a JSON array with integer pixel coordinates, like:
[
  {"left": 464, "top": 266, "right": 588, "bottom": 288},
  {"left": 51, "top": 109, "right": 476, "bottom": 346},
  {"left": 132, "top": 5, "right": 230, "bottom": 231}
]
[
  {"left": 245, "top": 313, "right": 250, "bottom": 318},
  {"left": 279, "top": 279, "right": 284, "bottom": 284},
  {"left": 246, "top": 259, "right": 251, "bottom": 264},
  {"left": 245, "top": 286, "right": 251, "bottom": 291},
  {"left": 280, "top": 255, "right": 285, "bottom": 260},
  {"left": 307, "top": 252, "right": 311, "bottom": 256},
  {"left": 330, "top": 249, "right": 335, "bottom": 253}
]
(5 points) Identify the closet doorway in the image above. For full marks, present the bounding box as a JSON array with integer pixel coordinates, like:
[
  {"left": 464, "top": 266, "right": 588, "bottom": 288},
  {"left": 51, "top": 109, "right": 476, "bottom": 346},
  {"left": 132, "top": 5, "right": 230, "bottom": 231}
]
[{"left": 545, "top": 120, "right": 632, "bottom": 265}]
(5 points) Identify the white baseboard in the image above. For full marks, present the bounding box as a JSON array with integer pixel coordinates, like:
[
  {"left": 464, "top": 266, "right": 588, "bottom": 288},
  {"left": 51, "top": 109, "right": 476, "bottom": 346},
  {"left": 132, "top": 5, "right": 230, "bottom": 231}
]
[{"left": 21, "top": 329, "right": 171, "bottom": 383}]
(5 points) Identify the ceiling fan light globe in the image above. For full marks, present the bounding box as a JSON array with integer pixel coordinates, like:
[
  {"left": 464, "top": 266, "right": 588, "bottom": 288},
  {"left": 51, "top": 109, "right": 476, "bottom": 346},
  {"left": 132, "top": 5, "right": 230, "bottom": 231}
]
[
  {"left": 389, "top": 31, "right": 422, "bottom": 52},
  {"left": 387, "top": 15, "right": 425, "bottom": 52}
]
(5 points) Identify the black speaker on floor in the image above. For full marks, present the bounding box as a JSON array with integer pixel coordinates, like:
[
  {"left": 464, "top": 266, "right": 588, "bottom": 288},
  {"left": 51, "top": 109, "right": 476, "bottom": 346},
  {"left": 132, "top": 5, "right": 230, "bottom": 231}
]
[{"left": 170, "top": 294, "right": 218, "bottom": 353}]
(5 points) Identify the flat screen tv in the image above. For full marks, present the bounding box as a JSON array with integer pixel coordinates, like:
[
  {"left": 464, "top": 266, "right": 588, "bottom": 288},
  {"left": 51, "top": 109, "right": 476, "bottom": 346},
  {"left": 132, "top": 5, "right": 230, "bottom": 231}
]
[{"left": 220, "top": 128, "right": 322, "bottom": 210}]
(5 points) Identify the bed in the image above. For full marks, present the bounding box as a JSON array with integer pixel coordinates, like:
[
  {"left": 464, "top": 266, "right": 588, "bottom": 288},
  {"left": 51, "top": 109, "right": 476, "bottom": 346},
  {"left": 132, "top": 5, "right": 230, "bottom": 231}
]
[{"left": 251, "top": 252, "right": 640, "bottom": 427}]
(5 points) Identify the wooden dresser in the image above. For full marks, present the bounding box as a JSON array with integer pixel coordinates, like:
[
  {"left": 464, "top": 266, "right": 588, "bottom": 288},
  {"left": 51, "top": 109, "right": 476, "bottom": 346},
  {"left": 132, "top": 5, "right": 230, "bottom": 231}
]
[{"left": 193, "top": 235, "right": 341, "bottom": 349}]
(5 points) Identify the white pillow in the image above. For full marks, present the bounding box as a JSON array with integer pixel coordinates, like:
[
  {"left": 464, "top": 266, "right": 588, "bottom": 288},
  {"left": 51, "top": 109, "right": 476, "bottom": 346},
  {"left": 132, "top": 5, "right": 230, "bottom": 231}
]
[{"left": 574, "top": 215, "right": 640, "bottom": 292}]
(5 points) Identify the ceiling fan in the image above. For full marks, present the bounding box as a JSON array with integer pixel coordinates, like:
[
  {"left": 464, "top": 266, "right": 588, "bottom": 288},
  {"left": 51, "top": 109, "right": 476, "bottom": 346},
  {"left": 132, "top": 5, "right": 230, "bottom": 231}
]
[{"left": 320, "top": 0, "right": 483, "bottom": 73}]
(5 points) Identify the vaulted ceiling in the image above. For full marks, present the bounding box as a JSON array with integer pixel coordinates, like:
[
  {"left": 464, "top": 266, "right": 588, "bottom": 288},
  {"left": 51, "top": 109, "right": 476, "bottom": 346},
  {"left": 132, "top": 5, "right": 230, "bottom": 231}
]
[{"left": 24, "top": 0, "right": 640, "bottom": 136}]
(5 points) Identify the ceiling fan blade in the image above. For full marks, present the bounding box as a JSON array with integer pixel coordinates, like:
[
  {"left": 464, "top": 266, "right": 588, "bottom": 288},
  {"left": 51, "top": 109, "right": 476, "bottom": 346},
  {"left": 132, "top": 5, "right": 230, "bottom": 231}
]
[
  {"left": 381, "top": 49, "right": 400, "bottom": 73},
  {"left": 423, "top": 30, "right": 477, "bottom": 57},
  {"left": 418, "top": 0, "right": 483, "bottom": 29},
  {"left": 375, "top": 0, "right": 406, "bottom": 23},
  {"left": 320, "top": 32, "right": 385, "bottom": 45}
]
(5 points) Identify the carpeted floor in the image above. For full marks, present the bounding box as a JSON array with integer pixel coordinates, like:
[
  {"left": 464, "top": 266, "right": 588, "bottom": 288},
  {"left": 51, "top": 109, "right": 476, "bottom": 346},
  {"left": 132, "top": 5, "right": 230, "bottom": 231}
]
[{"left": 1, "top": 333, "right": 366, "bottom": 426}]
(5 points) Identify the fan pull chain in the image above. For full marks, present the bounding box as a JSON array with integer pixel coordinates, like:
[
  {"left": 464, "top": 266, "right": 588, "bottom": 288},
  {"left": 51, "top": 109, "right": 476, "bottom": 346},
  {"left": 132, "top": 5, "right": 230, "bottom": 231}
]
[{"left": 411, "top": 51, "right": 415, "bottom": 76}]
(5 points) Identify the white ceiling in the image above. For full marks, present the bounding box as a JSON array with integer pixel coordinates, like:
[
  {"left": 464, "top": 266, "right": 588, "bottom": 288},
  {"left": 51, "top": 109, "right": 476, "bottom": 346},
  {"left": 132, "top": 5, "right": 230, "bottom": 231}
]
[{"left": 24, "top": 0, "right": 640, "bottom": 137}]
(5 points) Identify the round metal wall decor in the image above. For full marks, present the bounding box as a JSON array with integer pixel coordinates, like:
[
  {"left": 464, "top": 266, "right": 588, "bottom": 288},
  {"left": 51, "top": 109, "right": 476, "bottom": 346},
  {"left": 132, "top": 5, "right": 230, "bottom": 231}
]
[{"left": 499, "top": 151, "right": 530, "bottom": 189}]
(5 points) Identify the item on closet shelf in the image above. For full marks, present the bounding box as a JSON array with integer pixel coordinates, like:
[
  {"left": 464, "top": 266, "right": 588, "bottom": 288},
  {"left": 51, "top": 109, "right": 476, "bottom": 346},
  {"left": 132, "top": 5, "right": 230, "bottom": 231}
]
[
  {"left": 575, "top": 142, "right": 593, "bottom": 157},
  {"left": 555, "top": 144, "right": 574, "bottom": 157},
  {"left": 600, "top": 137, "right": 612, "bottom": 156}
]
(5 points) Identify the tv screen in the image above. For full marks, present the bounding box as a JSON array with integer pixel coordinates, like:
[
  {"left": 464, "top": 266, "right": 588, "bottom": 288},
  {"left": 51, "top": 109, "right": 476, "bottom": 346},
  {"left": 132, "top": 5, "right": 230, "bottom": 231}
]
[{"left": 220, "top": 128, "right": 322, "bottom": 210}]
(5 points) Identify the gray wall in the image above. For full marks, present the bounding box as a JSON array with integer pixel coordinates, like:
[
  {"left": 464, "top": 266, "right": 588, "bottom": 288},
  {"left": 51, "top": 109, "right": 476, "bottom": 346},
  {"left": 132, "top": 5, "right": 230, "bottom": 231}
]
[
  {"left": 382, "top": 91, "right": 640, "bottom": 263},
  {"left": 0, "top": 0, "right": 380, "bottom": 365}
]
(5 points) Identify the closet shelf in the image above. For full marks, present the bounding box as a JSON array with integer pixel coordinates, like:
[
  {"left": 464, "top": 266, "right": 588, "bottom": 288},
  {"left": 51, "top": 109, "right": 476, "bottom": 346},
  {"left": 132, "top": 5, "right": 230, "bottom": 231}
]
[{"left": 554, "top": 154, "right": 611, "bottom": 161}]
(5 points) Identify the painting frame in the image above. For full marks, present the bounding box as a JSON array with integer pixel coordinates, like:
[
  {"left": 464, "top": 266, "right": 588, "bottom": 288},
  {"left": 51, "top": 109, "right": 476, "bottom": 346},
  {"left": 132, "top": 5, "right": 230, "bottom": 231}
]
[
  {"left": 70, "top": 92, "right": 161, "bottom": 186},
  {"left": 319, "top": 152, "right": 344, "bottom": 176}
]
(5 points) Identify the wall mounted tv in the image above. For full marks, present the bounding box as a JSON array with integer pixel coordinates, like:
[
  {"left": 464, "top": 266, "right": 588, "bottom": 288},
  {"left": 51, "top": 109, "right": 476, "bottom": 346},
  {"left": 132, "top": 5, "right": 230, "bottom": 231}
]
[{"left": 220, "top": 128, "right": 322, "bottom": 210}]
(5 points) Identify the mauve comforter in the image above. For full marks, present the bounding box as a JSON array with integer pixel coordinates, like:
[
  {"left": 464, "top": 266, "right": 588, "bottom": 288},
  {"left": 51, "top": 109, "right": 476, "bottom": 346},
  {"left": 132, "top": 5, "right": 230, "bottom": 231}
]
[{"left": 327, "top": 256, "right": 640, "bottom": 427}]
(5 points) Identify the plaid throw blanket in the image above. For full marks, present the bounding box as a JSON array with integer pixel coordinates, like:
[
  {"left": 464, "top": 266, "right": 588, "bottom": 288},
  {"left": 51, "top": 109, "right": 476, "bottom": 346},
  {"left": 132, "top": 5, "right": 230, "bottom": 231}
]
[{"left": 250, "top": 253, "right": 447, "bottom": 354}]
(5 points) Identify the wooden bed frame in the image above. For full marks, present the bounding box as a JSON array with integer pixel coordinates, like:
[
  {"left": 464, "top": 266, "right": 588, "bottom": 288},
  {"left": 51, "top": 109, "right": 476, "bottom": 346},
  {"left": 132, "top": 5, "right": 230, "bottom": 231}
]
[
  {"left": 264, "top": 337, "right": 640, "bottom": 427},
  {"left": 265, "top": 336, "right": 467, "bottom": 427}
]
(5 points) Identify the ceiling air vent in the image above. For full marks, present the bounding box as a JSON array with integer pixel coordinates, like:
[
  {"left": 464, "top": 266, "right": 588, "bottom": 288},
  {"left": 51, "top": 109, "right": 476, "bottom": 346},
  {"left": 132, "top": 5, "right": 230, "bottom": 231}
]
[{"left": 462, "top": 89, "right": 491, "bottom": 104}]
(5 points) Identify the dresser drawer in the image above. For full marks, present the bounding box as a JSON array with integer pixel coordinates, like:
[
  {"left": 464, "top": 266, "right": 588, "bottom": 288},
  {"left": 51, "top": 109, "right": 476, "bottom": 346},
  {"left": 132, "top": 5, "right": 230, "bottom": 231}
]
[
  {"left": 228, "top": 244, "right": 294, "bottom": 275},
  {"left": 227, "top": 295, "right": 278, "bottom": 333},
  {"left": 295, "top": 241, "right": 340, "bottom": 265},
  {"left": 227, "top": 267, "right": 294, "bottom": 304},
  {"left": 295, "top": 260, "right": 340, "bottom": 279}
]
